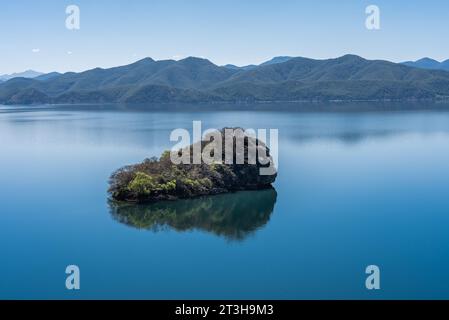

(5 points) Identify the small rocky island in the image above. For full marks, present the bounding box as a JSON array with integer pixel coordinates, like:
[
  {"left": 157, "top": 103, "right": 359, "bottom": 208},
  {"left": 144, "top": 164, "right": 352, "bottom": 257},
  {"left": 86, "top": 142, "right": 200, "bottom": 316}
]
[{"left": 108, "top": 128, "right": 277, "bottom": 203}]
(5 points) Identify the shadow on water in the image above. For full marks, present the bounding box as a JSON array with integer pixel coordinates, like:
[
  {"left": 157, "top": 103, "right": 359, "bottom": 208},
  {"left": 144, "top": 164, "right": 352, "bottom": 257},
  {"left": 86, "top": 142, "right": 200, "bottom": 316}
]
[{"left": 108, "top": 188, "right": 277, "bottom": 241}]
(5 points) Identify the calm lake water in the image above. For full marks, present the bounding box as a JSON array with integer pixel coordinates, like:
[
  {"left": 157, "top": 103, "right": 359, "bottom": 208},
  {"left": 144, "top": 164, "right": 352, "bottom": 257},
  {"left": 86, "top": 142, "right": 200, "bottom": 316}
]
[{"left": 2, "top": 102, "right": 449, "bottom": 299}]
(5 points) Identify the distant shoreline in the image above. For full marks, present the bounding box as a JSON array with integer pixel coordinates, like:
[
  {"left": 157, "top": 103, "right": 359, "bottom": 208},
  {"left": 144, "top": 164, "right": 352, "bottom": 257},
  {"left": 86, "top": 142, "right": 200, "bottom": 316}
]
[
  {"left": 3, "top": 100, "right": 449, "bottom": 113},
  {"left": 5, "top": 97, "right": 449, "bottom": 105}
]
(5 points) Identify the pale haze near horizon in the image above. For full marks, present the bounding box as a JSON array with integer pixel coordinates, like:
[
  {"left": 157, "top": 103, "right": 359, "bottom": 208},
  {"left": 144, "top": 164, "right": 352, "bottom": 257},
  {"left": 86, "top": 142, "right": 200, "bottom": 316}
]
[{"left": 0, "top": 0, "right": 448, "bottom": 74}]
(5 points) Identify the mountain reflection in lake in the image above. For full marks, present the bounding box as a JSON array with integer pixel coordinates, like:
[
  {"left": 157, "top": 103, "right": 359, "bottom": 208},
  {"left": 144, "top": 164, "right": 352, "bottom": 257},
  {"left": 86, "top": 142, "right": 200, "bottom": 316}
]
[{"left": 109, "top": 189, "right": 277, "bottom": 241}]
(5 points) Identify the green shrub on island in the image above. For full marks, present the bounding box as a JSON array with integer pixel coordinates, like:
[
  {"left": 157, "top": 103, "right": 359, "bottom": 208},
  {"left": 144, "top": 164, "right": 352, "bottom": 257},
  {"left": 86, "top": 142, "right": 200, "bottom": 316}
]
[{"left": 108, "top": 128, "right": 277, "bottom": 203}]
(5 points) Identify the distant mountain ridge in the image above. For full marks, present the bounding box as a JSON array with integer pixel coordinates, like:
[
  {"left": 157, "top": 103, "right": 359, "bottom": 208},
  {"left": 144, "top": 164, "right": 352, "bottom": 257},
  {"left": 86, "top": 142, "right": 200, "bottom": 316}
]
[
  {"left": 223, "top": 56, "right": 292, "bottom": 71},
  {"left": 260, "top": 56, "right": 292, "bottom": 66},
  {"left": 402, "top": 58, "right": 449, "bottom": 71},
  {"left": 35, "top": 72, "right": 62, "bottom": 81},
  {"left": 2, "top": 55, "right": 449, "bottom": 105},
  {"left": 0, "top": 70, "right": 44, "bottom": 81}
]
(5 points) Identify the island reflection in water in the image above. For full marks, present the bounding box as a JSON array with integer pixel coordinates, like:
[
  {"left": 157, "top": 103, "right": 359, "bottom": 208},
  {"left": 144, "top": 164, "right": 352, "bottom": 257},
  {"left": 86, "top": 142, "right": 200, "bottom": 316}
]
[{"left": 109, "top": 188, "right": 277, "bottom": 241}]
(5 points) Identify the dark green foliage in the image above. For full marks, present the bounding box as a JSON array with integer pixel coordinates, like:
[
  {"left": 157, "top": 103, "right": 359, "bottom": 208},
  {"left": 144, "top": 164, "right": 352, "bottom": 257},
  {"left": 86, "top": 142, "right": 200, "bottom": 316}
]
[{"left": 120, "top": 84, "right": 218, "bottom": 103}]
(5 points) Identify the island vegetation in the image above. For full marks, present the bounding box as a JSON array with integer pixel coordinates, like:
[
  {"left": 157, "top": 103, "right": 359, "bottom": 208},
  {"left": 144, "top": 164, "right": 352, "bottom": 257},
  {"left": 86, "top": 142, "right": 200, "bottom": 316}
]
[{"left": 108, "top": 128, "right": 277, "bottom": 203}]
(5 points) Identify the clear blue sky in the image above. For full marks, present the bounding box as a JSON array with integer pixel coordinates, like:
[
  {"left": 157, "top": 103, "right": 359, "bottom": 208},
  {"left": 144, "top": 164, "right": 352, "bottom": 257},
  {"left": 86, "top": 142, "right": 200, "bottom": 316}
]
[{"left": 1, "top": 0, "right": 448, "bottom": 74}]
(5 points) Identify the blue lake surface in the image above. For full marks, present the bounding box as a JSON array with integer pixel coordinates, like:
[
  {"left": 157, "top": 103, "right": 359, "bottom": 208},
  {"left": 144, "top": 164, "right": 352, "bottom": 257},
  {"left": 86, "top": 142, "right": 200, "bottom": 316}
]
[{"left": 2, "top": 103, "right": 449, "bottom": 299}]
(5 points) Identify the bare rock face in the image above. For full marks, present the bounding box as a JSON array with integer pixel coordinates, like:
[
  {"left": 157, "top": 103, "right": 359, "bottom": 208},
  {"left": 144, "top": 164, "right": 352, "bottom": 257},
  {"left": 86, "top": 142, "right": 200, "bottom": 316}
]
[{"left": 109, "top": 128, "right": 277, "bottom": 203}]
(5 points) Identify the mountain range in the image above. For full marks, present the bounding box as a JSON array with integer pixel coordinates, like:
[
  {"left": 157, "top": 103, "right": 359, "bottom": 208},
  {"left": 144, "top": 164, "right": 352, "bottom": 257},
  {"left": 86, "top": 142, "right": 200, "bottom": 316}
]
[
  {"left": 0, "top": 70, "right": 44, "bottom": 82},
  {"left": 1, "top": 55, "right": 449, "bottom": 105},
  {"left": 223, "top": 56, "right": 293, "bottom": 71},
  {"left": 402, "top": 58, "right": 449, "bottom": 71}
]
